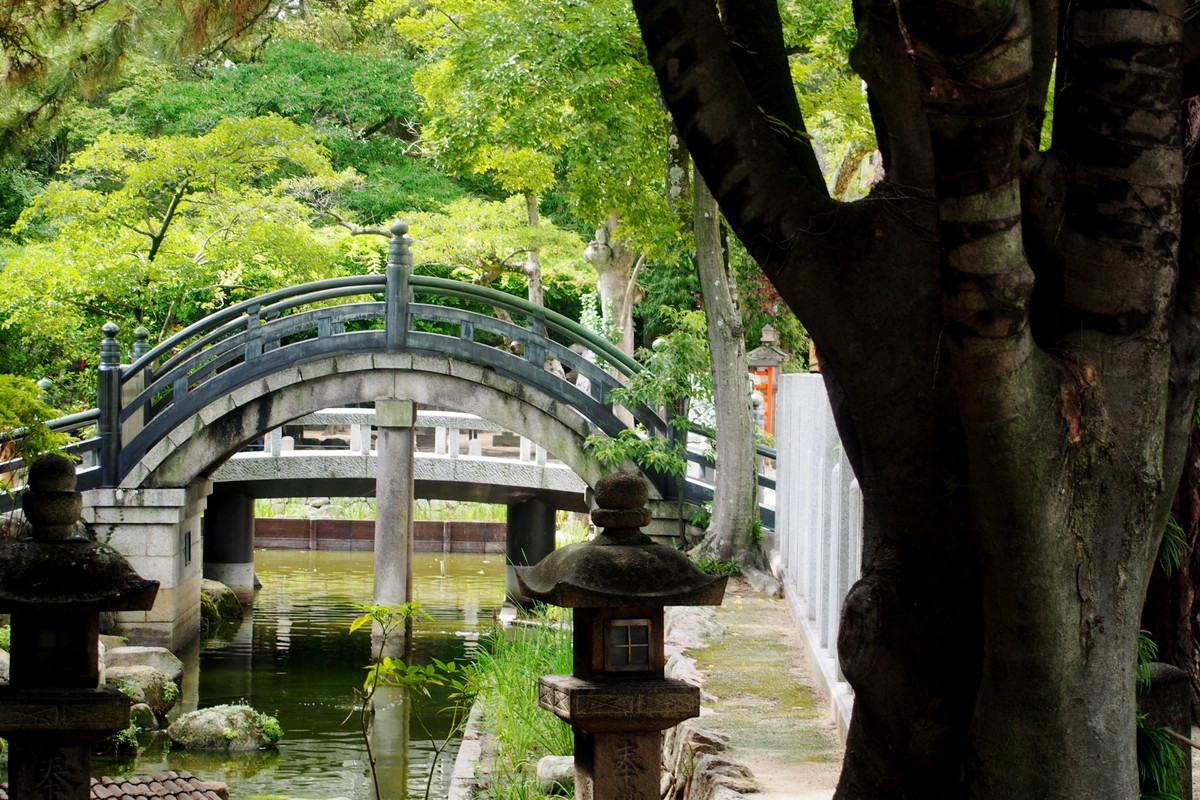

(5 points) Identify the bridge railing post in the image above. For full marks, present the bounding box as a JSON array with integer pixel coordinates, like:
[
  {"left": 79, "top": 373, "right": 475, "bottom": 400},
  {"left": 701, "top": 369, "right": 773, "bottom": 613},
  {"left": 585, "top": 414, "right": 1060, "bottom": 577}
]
[
  {"left": 386, "top": 220, "right": 413, "bottom": 351},
  {"left": 98, "top": 322, "right": 123, "bottom": 487}
]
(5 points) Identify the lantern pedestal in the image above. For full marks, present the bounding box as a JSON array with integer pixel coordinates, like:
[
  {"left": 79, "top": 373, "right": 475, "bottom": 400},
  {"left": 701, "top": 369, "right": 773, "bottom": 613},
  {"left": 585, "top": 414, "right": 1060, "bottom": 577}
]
[
  {"left": 514, "top": 471, "right": 726, "bottom": 800},
  {"left": 539, "top": 674, "right": 700, "bottom": 800},
  {"left": 0, "top": 456, "right": 158, "bottom": 800}
]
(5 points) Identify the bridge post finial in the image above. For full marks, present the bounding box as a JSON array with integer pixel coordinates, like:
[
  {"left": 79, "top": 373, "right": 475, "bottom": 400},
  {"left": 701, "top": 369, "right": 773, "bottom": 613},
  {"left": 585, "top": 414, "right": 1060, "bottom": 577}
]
[
  {"left": 386, "top": 220, "right": 412, "bottom": 351},
  {"left": 98, "top": 322, "right": 123, "bottom": 487},
  {"left": 131, "top": 326, "right": 151, "bottom": 361}
]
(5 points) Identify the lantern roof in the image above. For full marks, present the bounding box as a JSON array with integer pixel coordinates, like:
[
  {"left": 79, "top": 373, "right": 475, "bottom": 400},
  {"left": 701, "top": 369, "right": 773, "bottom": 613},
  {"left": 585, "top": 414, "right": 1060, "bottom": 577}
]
[{"left": 515, "top": 472, "right": 726, "bottom": 608}]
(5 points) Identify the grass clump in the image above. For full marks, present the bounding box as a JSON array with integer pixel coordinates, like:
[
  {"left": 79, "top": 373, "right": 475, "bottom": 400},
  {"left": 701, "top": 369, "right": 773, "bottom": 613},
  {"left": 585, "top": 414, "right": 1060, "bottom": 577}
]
[
  {"left": 693, "top": 556, "right": 742, "bottom": 577},
  {"left": 473, "top": 618, "right": 574, "bottom": 798}
]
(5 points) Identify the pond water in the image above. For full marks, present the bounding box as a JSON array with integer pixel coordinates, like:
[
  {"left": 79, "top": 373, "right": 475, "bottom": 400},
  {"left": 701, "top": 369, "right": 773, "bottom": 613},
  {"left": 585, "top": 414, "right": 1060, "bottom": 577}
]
[{"left": 93, "top": 549, "right": 507, "bottom": 800}]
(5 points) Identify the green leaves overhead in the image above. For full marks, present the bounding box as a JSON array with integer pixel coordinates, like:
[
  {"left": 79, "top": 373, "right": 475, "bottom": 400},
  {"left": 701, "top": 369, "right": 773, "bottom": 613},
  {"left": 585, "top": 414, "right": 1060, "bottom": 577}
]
[
  {"left": 373, "top": 0, "right": 674, "bottom": 250},
  {"left": 408, "top": 196, "right": 589, "bottom": 288},
  {"left": 779, "top": 0, "right": 874, "bottom": 195},
  {"left": 0, "top": 0, "right": 275, "bottom": 152},
  {"left": 0, "top": 115, "right": 358, "bottom": 397}
]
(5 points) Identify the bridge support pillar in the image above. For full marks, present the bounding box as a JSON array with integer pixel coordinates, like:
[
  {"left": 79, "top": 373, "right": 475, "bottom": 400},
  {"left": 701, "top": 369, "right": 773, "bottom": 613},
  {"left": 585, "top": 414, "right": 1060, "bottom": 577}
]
[
  {"left": 81, "top": 481, "right": 210, "bottom": 651},
  {"left": 374, "top": 398, "right": 415, "bottom": 657},
  {"left": 203, "top": 490, "right": 257, "bottom": 603},
  {"left": 505, "top": 498, "right": 556, "bottom": 606}
]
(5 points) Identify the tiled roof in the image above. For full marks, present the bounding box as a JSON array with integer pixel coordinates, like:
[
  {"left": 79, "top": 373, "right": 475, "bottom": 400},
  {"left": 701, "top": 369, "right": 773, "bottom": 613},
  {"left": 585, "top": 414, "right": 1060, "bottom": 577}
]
[{"left": 0, "top": 771, "right": 229, "bottom": 800}]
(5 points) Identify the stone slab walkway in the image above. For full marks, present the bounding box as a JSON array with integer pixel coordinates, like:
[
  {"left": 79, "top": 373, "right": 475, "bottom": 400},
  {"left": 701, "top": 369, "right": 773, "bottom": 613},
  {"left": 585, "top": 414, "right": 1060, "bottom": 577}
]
[{"left": 678, "top": 580, "right": 844, "bottom": 799}]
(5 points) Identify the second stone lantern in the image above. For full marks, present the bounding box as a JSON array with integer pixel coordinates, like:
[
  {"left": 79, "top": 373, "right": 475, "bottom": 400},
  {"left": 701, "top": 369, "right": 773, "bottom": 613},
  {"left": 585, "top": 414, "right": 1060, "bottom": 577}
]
[{"left": 514, "top": 471, "right": 727, "bottom": 800}]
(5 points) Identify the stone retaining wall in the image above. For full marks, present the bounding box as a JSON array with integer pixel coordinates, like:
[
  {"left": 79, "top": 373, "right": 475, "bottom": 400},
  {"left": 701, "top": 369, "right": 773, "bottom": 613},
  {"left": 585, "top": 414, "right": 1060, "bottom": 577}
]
[{"left": 253, "top": 518, "right": 506, "bottom": 553}]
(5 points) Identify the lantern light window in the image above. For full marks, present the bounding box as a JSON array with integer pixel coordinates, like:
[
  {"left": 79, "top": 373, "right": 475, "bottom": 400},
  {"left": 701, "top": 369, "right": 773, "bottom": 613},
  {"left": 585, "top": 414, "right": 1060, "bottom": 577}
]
[{"left": 605, "top": 618, "right": 652, "bottom": 671}]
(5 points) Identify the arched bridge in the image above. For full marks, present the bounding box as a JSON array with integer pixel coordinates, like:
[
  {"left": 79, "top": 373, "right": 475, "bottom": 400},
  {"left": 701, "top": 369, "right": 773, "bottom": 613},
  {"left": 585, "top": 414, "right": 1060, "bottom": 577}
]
[{"left": 3, "top": 221, "right": 777, "bottom": 648}]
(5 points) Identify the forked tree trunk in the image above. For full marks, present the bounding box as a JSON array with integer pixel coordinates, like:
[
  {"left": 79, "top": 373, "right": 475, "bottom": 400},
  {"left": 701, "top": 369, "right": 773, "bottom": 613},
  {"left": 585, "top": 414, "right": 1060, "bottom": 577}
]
[
  {"left": 632, "top": 0, "right": 1200, "bottom": 797},
  {"left": 583, "top": 214, "right": 640, "bottom": 356}
]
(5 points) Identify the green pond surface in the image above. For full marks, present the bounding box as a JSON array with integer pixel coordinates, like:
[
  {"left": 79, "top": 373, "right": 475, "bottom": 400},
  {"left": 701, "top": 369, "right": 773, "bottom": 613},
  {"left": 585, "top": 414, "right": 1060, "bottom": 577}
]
[{"left": 93, "top": 549, "right": 507, "bottom": 800}]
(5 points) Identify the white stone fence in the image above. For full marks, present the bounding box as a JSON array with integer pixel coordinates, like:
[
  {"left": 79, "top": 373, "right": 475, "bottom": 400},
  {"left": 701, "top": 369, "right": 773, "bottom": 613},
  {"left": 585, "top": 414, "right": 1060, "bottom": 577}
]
[
  {"left": 257, "top": 408, "right": 551, "bottom": 463},
  {"left": 774, "top": 373, "right": 861, "bottom": 734}
]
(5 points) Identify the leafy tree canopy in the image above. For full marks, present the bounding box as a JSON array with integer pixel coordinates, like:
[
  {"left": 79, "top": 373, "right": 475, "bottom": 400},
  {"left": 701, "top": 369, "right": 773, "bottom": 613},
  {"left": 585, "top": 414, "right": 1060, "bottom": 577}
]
[
  {"left": 372, "top": 0, "right": 677, "bottom": 253},
  {"left": 0, "top": 0, "right": 277, "bottom": 153},
  {"left": 0, "top": 114, "right": 361, "bottom": 403},
  {"left": 408, "top": 196, "right": 591, "bottom": 292}
]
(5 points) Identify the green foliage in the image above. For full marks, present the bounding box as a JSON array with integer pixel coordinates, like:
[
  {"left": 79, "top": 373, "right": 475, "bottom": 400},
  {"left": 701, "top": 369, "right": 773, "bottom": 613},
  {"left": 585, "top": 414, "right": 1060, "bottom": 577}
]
[
  {"left": 0, "top": 1, "right": 277, "bottom": 153},
  {"left": 111, "top": 724, "right": 141, "bottom": 753},
  {"left": 586, "top": 427, "right": 688, "bottom": 477},
  {"left": 0, "top": 625, "right": 10, "bottom": 652},
  {"left": 1136, "top": 717, "right": 1186, "bottom": 800},
  {"left": 585, "top": 308, "right": 714, "bottom": 476},
  {"left": 779, "top": 0, "right": 874, "bottom": 195},
  {"left": 374, "top": 0, "right": 677, "bottom": 253},
  {"left": 1137, "top": 630, "right": 1158, "bottom": 691},
  {"left": 0, "top": 375, "right": 72, "bottom": 478},
  {"left": 163, "top": 680, "right": 180, "bottom": 704},
  {"left": 0, "top": 160, "right": 42, "bottom": 230},
  {"left": 1, "top": 115, "right": 361, "bottom": 400},
  {"left": 472, "top": 621, "right": 574, "bottom": 797},
  {"left": 101, "top": 37, "right": 439, "bottom": 223},
  {"left": 348, "top": 601, "right": 474, "bottom": 800},
  {"left": 407, "top": 196, "right": 589, "bottom": 288},
  {"left": 693, "top": 557, "right": 743, "bottom": 577},
  {"left": 255, "top": 711, "right": 284, "bottom": 745},
  {"left": 1133, "top": 632, "right": 1186, "bottom": 800},
  {"left": 1158, "top": 515, "right": 1189, "bottom": 573}
]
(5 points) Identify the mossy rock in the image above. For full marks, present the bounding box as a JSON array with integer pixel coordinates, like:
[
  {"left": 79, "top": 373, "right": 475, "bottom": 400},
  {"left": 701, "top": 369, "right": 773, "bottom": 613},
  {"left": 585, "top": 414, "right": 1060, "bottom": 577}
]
[
  {"left": 201, "top": 579, "right": 244, "bottom": 630},
  {"left": 107, "top": 665, "right": 178, "bottom": 718},
  {"left": 130, "top": 702, "right": 158, "bottom": 730},
  {"left": 167, "top": 704, "right": 282, "bottom": 752}
]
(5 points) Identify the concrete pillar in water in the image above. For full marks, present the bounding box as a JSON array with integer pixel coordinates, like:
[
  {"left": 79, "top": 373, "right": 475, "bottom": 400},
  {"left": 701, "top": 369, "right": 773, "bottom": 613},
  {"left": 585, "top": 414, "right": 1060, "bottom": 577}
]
[
  {"left": 505, "top": 497, "right": 556, "bottom": 606},
  {"left": 203, "top": 490, "right": 257, "bottom": 603},
  {"left": 374, "top": 398, "right": 415, "bottom": 657},
  {"left": 370, "top": 685, "right": 412, "bottom": 796}
]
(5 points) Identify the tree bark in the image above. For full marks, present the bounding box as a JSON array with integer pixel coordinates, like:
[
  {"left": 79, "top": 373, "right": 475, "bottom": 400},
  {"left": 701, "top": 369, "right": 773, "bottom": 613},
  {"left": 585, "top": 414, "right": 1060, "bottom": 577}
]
[
  {"left": 632, "top": 0, "right": 1200, "bottom": 797},
  {"left": 523, "top": 191, "right": 545, "bottom": 309},
  {"left": 583, "top": 214, "right": 639, "bottom": 356},
  {"left": 690, "top": 167, "right": 763, "bottom": 569}
]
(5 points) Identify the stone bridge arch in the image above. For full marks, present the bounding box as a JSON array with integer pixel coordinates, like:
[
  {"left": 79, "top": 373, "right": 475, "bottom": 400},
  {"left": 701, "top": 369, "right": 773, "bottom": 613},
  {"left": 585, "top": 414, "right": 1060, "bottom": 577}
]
[
  {"left": 83, "top": 351, "right": 688, "bottom": 650},
  {"left": 129, "top": 351, "right": 634, "bottom": 497}
]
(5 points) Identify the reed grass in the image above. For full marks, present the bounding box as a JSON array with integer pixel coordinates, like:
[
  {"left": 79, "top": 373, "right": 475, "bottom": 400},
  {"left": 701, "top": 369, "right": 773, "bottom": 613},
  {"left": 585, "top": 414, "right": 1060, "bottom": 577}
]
[{"left": 472, "top": 618, "right": 574, "bottom": 799}]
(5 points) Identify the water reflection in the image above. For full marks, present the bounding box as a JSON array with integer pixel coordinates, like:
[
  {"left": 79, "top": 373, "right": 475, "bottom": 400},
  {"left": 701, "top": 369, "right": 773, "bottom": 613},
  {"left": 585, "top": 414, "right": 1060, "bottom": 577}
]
[{"left": 93, "top": 550, "right": 506, "bottom": 799}]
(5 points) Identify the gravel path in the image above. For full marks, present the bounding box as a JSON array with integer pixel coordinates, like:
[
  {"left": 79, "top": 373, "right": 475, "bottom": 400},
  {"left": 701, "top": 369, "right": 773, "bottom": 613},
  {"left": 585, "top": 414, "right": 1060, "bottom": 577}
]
[{"left": 677, "top": 580, "right": 844, "bottom": 799}]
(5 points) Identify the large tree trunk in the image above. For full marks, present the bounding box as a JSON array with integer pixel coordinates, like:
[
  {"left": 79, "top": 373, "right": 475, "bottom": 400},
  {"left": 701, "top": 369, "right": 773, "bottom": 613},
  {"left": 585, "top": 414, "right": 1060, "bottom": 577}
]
[
  {"left": 632, "top": 0, "right": 1200, "bottom": 797},
  {"left": 690, "top": 168, "right": 763, "bottom": 568}
]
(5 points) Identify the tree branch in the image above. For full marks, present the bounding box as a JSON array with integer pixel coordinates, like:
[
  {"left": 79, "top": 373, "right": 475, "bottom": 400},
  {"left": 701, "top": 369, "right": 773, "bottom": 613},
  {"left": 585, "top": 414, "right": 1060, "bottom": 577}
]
[
  {"left": 717, "top": 0, "right": 827, "bottom": 187},
  {"left": 632, "top": 0, "right": 836, "bottom": 276},
  {"left": 146, "top": 183, "right": 189, "bottom": 264}
]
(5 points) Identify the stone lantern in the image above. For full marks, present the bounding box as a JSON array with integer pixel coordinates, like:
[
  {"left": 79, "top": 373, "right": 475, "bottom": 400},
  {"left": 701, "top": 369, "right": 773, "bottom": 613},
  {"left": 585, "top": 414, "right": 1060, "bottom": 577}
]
[
  {"left": 0, "top": 455, "right": 159, "bottom": 800},
  {"left": 515, "top": 472, "right": 726, "bottom": 800}
]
